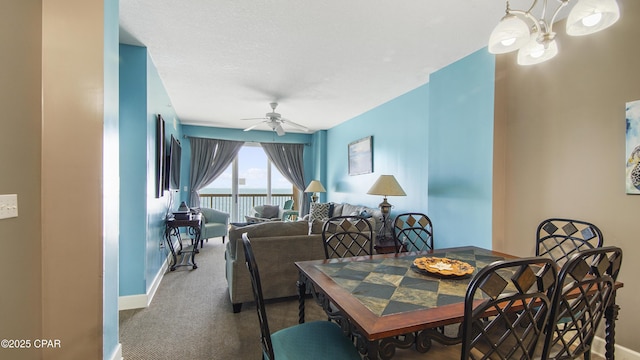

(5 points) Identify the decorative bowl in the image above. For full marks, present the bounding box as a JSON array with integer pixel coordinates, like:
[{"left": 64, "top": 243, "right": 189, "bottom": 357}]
[{"left": 412, "top": 257, "right": 475, "bottom": 277}]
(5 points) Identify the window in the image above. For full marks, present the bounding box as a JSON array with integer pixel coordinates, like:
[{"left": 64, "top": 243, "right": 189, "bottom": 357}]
[{"left": 202, "top": 144, "right": 294, "bottom": 222}]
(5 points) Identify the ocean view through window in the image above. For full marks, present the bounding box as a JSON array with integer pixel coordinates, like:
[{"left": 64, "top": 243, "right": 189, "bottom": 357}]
[{"left": 201, "top": 144, "right": 296, "bottom": 222}]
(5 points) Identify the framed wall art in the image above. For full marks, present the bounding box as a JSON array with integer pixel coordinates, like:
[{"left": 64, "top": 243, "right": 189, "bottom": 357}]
[
  {"left": 626, "top": 100, "right": 640, "bottom": 194},
  {"left": 348, "top": 136, "right": 373, "bottom": 176}
]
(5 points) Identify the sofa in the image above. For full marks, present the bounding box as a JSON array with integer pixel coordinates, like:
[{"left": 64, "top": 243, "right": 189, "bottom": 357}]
[
  {"left": 225, "top": 201, "right": 383, "bottom": 313},
  {"left": 225, "top": 219, "right": 325, "bottom": 312},
  {"left": 199, "top": 207, "right": 230, "bottom": 244},
  {"left": 308, "top": 201, "right": 386, "bottom": 237}
]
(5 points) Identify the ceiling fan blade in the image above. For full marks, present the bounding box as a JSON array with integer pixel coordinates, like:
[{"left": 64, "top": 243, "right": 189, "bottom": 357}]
[
  {"left": 243, "top": 121, "right": 265, "bottom": 131},
  {"left": 281, "top": 119, "right": 310, "bottom": 132},
  {"left": 241, "top": 117, "right": 266, "bottom": 121}
]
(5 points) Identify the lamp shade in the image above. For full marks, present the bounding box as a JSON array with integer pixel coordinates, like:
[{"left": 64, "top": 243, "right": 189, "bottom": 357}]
[
  {"left": 517, "top": 34, "right": 558, "bottom": 65},
  {"left": 488, "top": 14, "right": 531, "bottom": 54},
  {"left": 304, "top": 180, "right": 326, "bottom": 193},
  {"left": 566, "top": 0, "right": 620, "bottom": 36},
  {"left": 367, "top": 175, "right": 406, "bottom": 197}
]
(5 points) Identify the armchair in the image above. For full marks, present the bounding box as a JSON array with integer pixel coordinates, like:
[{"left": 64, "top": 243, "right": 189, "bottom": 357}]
[
  {"left": 282, "top": 199, "right": 299, "bottom": 221},
  {"left": 247, "top": 204, "right": 284, "bottom": 223},
  {"left": 199, "top": 207, "right": 230, "bottom": 246}
]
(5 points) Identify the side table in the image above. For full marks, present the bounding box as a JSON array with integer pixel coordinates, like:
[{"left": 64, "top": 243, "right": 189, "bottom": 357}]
[{"left": 165, "top": 214, "right": 202, "bottom": 270}]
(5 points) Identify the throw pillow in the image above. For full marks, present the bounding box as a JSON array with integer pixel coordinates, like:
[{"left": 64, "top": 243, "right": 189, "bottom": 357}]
[
  {"left": 309, "top": 202, "right": 330, "bottom": 222},
  {"left": 261, "top": 204, "right": 280, "bottom": 219}
]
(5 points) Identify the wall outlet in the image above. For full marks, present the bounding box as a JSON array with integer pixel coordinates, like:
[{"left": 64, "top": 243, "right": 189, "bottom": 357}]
[{"left": 0, "top": 194, "right": 18, "bottom": 219}]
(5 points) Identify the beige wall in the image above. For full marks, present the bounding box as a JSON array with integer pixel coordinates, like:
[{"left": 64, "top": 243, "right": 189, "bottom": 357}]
[
  {"left": 1, "top": 1, "right": 106, "bottom": 359},
  {"left": 0, "top": 2, "right": 43, "bottom": 359},
  {"left": 41, "top": 0, "right": 105, "bottom": 358},
  {"left": 494, "top": 0, "right": 640, "bottom": 351}
]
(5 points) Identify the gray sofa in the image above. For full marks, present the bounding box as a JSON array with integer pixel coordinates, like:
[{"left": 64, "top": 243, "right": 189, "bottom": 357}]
[
  {"left": 309, "top": 201, "right": 385, "bottom": 236},
  {"left": 225, "top": 219, "right": 325, "bottom": 312},
  {"left": 225, "top": 201, "right": 383, "bottom": 313}
]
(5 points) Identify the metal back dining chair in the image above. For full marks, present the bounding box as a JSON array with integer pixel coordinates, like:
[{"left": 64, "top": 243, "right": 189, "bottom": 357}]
[
  {"left": 460, "top": 257, "right": 558, "bottom": 360},
  {"left": 536, "top": 218, "right": 604, "bottom": 267},
  {"left": 241, "top": 233, "right": 361, "bottom": 360},
  {"left": 322, "top": 215, "right": 374, "bottom": 259},
  {"left": 393, "top": 212, "right": 433, "bottom": 253},
  {"left": 541, "top": 246, "right": 622, "bottom": 360}
]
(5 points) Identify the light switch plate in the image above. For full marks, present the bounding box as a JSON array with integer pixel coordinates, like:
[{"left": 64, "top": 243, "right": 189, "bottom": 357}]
[{"left": 0, "top": 194, "right": 18, "bottom": 219}]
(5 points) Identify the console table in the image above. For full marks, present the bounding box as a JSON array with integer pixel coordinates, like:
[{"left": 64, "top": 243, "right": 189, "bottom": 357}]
[{"left": 165, "top": 214, "right": 202, "bottom": 271}]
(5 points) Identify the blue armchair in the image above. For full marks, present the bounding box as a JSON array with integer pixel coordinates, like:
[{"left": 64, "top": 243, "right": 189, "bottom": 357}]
[{"left": 199, "top": 207, "right": 230, "bottom": 246}]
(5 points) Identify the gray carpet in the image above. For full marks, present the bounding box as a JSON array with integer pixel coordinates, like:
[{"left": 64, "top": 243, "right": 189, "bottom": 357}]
[{"left": 119, "top": 238, "right": 327, "bottom": 360}]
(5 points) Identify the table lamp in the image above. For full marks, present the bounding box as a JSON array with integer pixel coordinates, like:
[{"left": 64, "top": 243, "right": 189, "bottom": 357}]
[
  {"left": 367, "top": 175, "right": 406, "bottom": 240},
  {"left": 305, "top": 180, "right": 326, "bottom": 203}
]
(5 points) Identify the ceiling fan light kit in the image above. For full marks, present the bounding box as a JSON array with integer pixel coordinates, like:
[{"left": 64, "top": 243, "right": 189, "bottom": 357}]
[
  {"left": 242, "top": 102, "right": 310, "bottom": 136},
  {"left": 488, "top": 0, "right": 620, "bottom": 65}
]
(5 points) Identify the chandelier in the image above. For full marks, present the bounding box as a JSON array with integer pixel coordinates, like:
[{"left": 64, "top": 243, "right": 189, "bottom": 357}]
[{"left": 488, "top": 0, "right": 620, "bottom": 65}]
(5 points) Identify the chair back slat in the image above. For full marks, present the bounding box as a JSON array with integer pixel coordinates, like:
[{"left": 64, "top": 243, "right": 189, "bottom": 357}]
[
  {"left": 541, "top": 246, "right": 622, "bottom": 360},
  {"left": 393, "top": 212, "right": 434, "bottom": 252},
  {"left": 536, "top": 218, "right": 604, "bottom": 267},
  {"left": 322, "top": 216, "right": 373, "bottom": 259},
  {"left": 461, "top": 257, "right": 559, "bottom": 360}
]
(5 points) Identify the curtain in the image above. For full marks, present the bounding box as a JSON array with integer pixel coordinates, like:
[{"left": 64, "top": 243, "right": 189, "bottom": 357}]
[
  {"left": 260, "top": 143, "right": 310, "bottom": 216},
  {"left": 188, "top": 137, "right": 244, "bottom": 207}
]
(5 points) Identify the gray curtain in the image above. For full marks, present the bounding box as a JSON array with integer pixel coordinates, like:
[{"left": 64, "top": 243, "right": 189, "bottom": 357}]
[
  {"left": 188, "top": 137, "right": 244, "bottom": 207},
  {"left": 260, "top": 143, "right": 309, "bottom": 216}
]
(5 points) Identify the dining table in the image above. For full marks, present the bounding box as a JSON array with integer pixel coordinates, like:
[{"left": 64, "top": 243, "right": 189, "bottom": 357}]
[{"left": 295, "top": 246, "right": 622, "bottom": 360}]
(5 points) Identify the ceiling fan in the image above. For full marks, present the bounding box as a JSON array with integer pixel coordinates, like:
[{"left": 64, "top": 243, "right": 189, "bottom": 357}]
[{"left": 242, "top": 102, "right": 310, "bottom": 136}]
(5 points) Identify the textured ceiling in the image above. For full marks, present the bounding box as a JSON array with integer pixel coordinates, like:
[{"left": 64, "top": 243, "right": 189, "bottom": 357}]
[{"left": 119, "top": 0, "right": 511, "bottom": 134}]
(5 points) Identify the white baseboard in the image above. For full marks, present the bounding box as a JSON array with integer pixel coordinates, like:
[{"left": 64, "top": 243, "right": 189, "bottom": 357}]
[
  {"left": 118, "top": 246, "right": 171, "bottom": 311},
  {"left": 107, "top": 343, "right": 122, "bottom": 360},
  {"left": 592, "top": 336, "right": 640, "bottom": 360}
]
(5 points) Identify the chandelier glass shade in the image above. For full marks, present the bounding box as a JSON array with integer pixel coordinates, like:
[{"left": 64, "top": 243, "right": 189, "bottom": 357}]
[
  {"left": 566, "top": 0, "right": 620, "bottom": 36},
  {"left": 488, "top": 0, "right": 620, "bottom": 65},
  {"left": 488, "top": 14, "right": 531, "bottom": 54},
  {"left": 517, "top": 33, "right": 559, "bottom": 65}
]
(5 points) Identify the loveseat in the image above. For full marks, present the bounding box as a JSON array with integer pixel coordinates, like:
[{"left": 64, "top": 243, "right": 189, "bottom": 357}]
[{"left": 225, "top": 219, "right": 325, "bottom": 312}]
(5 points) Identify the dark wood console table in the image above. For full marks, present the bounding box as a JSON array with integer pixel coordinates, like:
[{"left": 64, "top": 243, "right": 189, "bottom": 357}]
[{"left": 165, "top": 214, "right": 202, "bottom": 271}]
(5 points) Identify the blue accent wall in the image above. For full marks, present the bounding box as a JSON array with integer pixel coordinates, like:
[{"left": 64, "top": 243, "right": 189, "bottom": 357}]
[
  {"left": 119, "top": 44, "right": 181, "bottom": 297},
  {"left": 119, "top": 45, "right": 147, "bottom": 296},
  {"left": 324, "top": 48, "right": 494, "bottom": 250},
  {"left": 326, "top": 85, "right": 430, "bottom": 217},
  {"left": 428, "top": 49, "right": 495, "bottom": 249}
]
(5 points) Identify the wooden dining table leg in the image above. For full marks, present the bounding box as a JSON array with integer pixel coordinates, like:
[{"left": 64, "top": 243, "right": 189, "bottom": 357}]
[
  {"left": 296, "top": 275, "right": 306, "bottom": 324},
  {"left": 604, "top": 292, "right": 620, "bottom": 360}
]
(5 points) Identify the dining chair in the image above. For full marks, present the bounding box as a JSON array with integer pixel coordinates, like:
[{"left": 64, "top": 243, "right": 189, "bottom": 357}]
[
  {"left": 392, "top": 212, "right": 433, "bottom": 253},
  {"left": 460, "top": 257, "right": 558, "bottom": 360},
  {"left": 321, "top": 215, "right": 374, "bottom": 259},
  {"left": 536, "top": 218, "right": 604, "bottom": 267},
  {"left": 541, "top": 246, "right": 622, "bottom": 360},
  {"left": 241, "top": 233, "right": 361, "bottom": 360}
]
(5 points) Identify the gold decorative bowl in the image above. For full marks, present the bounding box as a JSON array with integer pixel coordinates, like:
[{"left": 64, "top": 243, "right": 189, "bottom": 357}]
[{"left": 412, "top": 257, "right": 475, "bottom": 277}]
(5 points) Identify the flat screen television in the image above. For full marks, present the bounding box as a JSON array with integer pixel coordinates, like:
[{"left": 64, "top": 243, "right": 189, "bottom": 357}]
[{"left": 166, "top": 135, "right": 182, "bottom": 190}]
